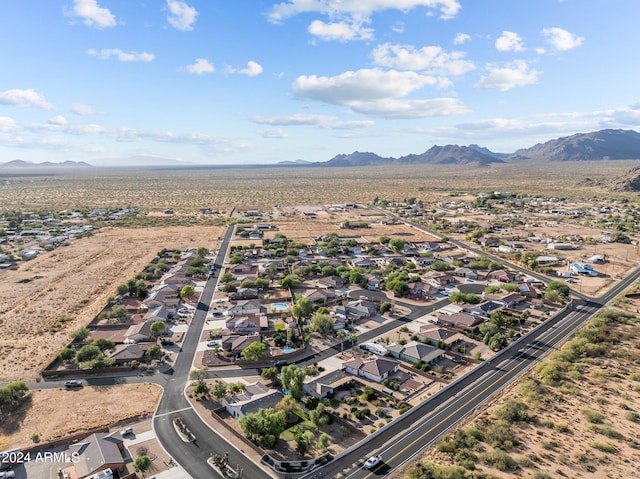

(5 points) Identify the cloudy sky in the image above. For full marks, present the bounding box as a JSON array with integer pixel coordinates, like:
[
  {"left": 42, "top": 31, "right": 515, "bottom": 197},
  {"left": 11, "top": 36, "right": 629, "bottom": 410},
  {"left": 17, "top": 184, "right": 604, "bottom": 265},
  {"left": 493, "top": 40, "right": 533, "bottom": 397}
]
[{"left": 1, "top": 0, "right": 638, "bottom": 165}]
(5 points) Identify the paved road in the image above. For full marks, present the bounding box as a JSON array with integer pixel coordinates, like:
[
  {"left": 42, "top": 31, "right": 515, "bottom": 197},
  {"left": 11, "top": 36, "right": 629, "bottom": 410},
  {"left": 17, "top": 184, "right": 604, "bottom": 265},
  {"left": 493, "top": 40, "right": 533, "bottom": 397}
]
[
  {"left": 152, "top": 225, "right": 272, "bottom": 479},
  {"left": 308, "top": 263, "right": 640, "bottom": 479}
]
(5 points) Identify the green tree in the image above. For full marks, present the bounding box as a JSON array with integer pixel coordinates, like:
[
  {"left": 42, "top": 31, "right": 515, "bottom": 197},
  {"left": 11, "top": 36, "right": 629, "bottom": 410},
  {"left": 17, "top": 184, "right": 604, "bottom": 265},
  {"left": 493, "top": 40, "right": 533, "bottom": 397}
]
[
  {"left": 91, "top": 338, "right": 114, "bottom": 351},
  {"left": 239, "top": 408, "right": 286, "bottom": 447},
  {"left": 0, "top": 382, "right": 29, "bottom": 414},
  {"left": 281, "top": 365, "right": 307, "bottom": 401},
  {"left": 337, "top": 328, "right": 347, "bottom": 354},
  {"left": 310, "top": 312, "right": 334, "bottom": 334},
  {"left": 280, "top": 274, "right": 302, "bottom": 288},
  {"left": 261, "top": 366, "right": 279, "bottom": 383},
  {"left": 150, "top": 321, "right": 166, "bottom": 338},
  {"left": 76, "top": 344, "right": 102, "bottom": 363},
  {"left": 242, "top": 341, "right": 267, "bottom": 361},
  {"left": 116, "top": 283, "right": 129, "bottom": 296},
  {"left": 146, "top": 345, "right": 163, "bottom": 361},
  {"left": 213, "top": 381, "right": 228, "bottom": 400},
  {"left": 389, "top": 238, "right": 406, "bottom": 252},
  {"left": 292, "top": 297, "right": 314, "bottom": 320},
  {"left": 70, "top": 326, "right": 90, "bottom": 342},
  {"left": 349, "top": 267, "right": 365, "bottom": 285},
  {"left": 318, "top": 433, "right": 330, "bottom": 449},
  {"left": 58, "top": 347, "right": 76, "bottom": 362},
  {"left": 197, "top": 246, "right": 208, "bottom": 257},
  {"left": 180, "top": 285, "right": 196, "bottom": 300},
  {"left": 547, "top": 280, "right": 570, "bottom": 297},
  {"left": 220, "top": 272, "right": 236, "bottom": 283},
  {"left": 134, "top": 455, "right": 151, "bottom": 474}
]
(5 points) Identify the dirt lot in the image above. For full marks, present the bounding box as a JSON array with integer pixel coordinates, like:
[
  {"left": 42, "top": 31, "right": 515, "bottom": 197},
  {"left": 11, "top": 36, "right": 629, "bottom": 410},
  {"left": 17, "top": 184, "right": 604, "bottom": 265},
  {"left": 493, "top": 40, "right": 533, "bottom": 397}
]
[
  {"left": 0, "top": 383, "right": 162, "bottom": 450},
  {"left": 0, "top": 225, "right": 226, "bottom": 382}
]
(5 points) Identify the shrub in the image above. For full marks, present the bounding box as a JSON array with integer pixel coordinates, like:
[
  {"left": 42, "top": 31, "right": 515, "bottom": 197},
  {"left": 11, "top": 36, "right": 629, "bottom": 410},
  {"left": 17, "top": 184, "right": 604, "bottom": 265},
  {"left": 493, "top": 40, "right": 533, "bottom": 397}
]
[{"left": 479, "top": 449, "right": 519, "bottom": 472}]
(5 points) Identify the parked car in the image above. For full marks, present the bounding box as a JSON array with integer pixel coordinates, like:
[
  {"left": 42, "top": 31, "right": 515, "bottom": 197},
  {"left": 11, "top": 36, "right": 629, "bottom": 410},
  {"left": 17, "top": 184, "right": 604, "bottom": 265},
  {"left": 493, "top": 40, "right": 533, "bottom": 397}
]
[
  {"left": 161, "top": 339, "right": 174, "bottom": 346},
  {"left": 364, "top": 455, "right": 382, "bottom": 469},
  {"left": 64, "top": 380, "right": 83, "bottom": 388},
  {"left": 274, "top": 359, "right": 288, "bottom": 367},
  {"left": 122, "top": 427, "right": 134, "bottom": 436},
  {"left": 0, "top": 470, "right": 16, "bottom": 478},
  {"left": 207, "top": 340, "right": 220, "bottom": 347}
]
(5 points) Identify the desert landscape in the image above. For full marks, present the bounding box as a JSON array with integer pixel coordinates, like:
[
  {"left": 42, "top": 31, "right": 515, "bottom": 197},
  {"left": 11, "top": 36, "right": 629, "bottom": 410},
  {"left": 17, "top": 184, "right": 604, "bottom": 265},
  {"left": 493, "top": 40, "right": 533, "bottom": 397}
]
[
  {"left": 0, "top": 225, "right": 226, "bottom": 382},
  {"left": 2, "top": 162, "right": 640, "bottom": 478}
]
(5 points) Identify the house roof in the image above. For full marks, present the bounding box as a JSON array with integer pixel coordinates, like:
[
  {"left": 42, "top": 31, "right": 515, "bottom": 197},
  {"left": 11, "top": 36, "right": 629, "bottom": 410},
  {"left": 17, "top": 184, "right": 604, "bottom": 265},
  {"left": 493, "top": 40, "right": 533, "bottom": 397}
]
[
  {"left": 109, "top": 343, "right": 150, "bottom": 361},
  {"left": 387, "top": 341, "right": 444, "bottom": 364},
  {"left": 438, "top": 312, "right": 485, "bottom": 328},
  {"left": 343, "top": 357, "right": 399, "bottom": 377},
  {"left": 69, "top": 432, "right": 124, "bottom": 478},
  {"left": 419, "top": 324, "right": 464, "bottom": 344},
  {"left": 223, "top": 382, "right": 284, "bottom": 416}
]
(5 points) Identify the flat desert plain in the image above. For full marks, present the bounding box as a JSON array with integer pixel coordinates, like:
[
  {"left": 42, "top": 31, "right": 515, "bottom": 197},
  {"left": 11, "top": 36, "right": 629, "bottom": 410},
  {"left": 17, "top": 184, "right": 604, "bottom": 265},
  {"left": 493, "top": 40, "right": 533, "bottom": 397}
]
[{"left": 0, "top": 225, "right": 226, "bottom": 382}]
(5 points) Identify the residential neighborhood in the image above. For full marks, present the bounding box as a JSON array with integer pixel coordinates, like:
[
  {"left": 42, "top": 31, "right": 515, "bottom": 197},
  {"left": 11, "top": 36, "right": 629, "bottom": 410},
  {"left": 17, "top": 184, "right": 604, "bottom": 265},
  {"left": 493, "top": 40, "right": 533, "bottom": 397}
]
[{"left": 2, "top": 198, "right": 640, "bottom": 479}]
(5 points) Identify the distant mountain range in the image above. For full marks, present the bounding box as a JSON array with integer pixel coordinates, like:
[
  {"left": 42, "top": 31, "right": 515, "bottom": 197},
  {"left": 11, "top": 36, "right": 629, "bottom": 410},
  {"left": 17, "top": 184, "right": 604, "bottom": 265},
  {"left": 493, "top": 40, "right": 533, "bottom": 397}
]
[
  {"left": 277, "top": 129, "right": 640, "bottom": 167},
  {"left": 0, "top": 160, "right": 91, "bottom": 168},
  {"left": 2, "top": 129, "right": 639, "bottom": 168}
]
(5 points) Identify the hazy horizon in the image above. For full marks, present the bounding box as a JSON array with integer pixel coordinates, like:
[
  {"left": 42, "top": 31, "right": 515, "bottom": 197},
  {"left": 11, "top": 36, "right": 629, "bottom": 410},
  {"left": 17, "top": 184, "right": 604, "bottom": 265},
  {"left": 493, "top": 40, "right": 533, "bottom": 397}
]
[{"left": 1, "top": 1, "right": 639, "bottom": 166}]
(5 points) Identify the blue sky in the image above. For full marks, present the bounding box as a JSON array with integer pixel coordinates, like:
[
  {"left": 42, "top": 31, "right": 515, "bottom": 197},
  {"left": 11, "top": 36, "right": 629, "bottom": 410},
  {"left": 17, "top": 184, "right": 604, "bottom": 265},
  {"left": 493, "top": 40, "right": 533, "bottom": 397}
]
[{"left": 0, "top": 0, "right": 639, "bottom": 165}]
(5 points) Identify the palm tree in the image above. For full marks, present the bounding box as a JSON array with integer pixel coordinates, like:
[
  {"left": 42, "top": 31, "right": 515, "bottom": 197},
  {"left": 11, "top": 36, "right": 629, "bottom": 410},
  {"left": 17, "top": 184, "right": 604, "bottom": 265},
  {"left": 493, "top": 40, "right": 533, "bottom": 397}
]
[{"left": 337, "top": 328, "right": 347, "bottom": 355}]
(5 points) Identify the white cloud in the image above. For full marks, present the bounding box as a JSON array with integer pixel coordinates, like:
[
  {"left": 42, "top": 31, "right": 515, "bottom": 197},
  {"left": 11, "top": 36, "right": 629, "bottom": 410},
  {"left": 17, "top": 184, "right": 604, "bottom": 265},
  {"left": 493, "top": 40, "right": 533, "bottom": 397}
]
[
  {"left": 308, "top": 20, "right": 374, "bottom": 42},
  {"left": 495, "top": 31, "right": 524, "bottom": 52},
  {"left": 541, "top": 27, "right": 584, "bottom": 52},
  {"left": 251, "top": 114, "right": 374, "bottom": 129},
  {"left": 87, "top": 48, "right": 155, "bottom": 62},
  {"left": 65, "top": 0, "right": 116, "bottom": 29},
  {"left": 371, "top": 43, "right": 475, "bottom": 76},
  {"left": 185, "top": 58, "right": 215, "bottom": 75},
  {"left": 48, "top": 115, "right": 68, "bottom": 126},
  {"left": 453, "top": 33, "right": 470, "bottom": 45},
  {"left": 348, "top": 97, "right": 469, "bottom": 118},
  {"left": 166, "top": 0, "right": 199, "bottom": 31},
  {"left": 292, "top": 68, "right": 444, "bottom": 105},
  {"left": 71, "top": 103, "right": 100, "bottom": 115},
  {"left": 391, "top": 22, "right": 405, "bottom": 33},
  {"left": 0, "top": 88, "right": 53, "bottom": 110},
  {"left": 0, "top": 117, "right": 17, "bottom": 132},
  {"left": 474, "top": 60, "right": 540, "bottom": 91},
  {"left": 252, "top": 114, "right": 339, "bottom": 127},
  {"left": 268, "top": 1, "right": 461, "bottom": 24},
  {"left": 258, "top": 129, "right": 289, "bottom": 139},
  {"left": 228, "top": 61, "right": 264, "bottom": 77}
]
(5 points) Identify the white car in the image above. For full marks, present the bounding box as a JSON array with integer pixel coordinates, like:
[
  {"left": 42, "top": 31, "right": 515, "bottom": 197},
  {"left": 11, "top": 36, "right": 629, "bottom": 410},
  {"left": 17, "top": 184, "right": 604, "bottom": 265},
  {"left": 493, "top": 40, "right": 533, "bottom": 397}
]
[
  {"left": 207, "top": 340, "right": 220, "bottom": 347},
  {"left": 364, "top": 455, "right": 382, "bottom": 469}
]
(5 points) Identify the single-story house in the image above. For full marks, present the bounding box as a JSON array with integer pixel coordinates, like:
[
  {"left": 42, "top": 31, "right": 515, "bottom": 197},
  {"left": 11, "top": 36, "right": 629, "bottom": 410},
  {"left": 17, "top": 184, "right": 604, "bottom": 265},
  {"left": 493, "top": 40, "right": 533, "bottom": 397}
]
[
  {"left": 221, "top": 334, "right": 260, "bottom": 356},
  {"left": 223, "top": 382, "right": 284, "bottom": 418},
  {"left": 437, "top": 312, "right": 485, "bottom": 332},
  {"left": 386, "top": 341, "right": 445, "bottom": 365},
  {"left": 316, "top": 275, "right": 344, "bottom": 289},
  {"left": 339, "top": 300, "right": 378, "bottom": 318},
  {"left": 69, "top": 432, "right": 126, "bottom": 479},
  {"left": 303, "top": 369, "right": 350, "bottom": 398},
  {"left": 486, "top": 269, "right": 520, "bottom": 283},
  {"left": 453, "top": 267, "right": 480, "bottom": 280},
  {"left": 109, "top": 343, "right": 150, "bottom": 365},
  {"left": 419, "top": 324, "right": 465, "bottom": 347},
  {"left": 343, "top": 356, "right": 400, "bottom": 383}
]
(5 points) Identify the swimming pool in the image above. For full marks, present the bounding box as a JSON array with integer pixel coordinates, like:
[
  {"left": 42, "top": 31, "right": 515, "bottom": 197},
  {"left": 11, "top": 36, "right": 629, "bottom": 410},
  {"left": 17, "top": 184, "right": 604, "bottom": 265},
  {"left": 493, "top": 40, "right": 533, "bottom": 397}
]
[
  {"left": 272, "top": 303, "right": 289, "bottom": 311},
  {"left": 281, "top": 347, "right": 295, "bottom": 354}
]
